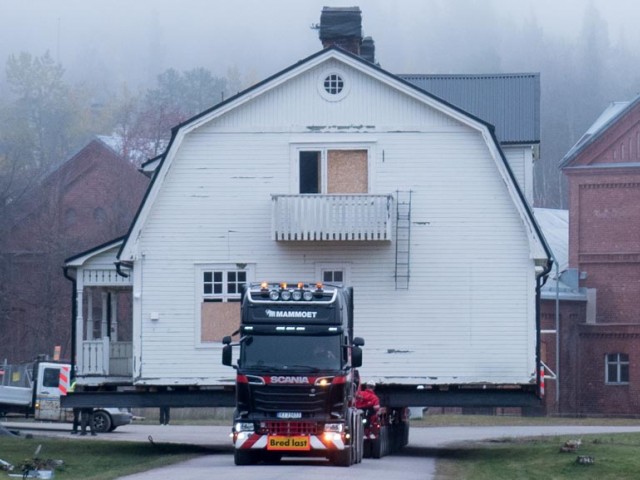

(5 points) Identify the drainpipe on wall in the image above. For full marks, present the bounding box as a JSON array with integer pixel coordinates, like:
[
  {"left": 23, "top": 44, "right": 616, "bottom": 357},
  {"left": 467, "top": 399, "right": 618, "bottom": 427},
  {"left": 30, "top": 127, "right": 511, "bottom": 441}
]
[
  {"left": 536, "top": 258, "right": 553, "bottom": 404},
  {"left": 553, "top": 254, "right": 560, "bottom": 409},
  {"left": 62, "top": 267, "right": 77, "bottom": 380}
]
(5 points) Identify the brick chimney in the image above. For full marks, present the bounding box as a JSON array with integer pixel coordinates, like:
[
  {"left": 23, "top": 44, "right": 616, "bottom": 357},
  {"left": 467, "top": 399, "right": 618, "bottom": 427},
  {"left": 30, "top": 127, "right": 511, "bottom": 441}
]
[
  {"left": 318, "top": 7, "right": 363, "bottom": 55},
  {"left": 360, "top": 36, "right": 375, "bottom": 63}
]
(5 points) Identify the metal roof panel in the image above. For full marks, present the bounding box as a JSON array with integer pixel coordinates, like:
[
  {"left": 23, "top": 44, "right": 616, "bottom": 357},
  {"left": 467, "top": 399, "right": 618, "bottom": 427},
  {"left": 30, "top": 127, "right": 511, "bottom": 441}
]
[{"left": 398, "top": 73, "right": 540, "bottom": 144}]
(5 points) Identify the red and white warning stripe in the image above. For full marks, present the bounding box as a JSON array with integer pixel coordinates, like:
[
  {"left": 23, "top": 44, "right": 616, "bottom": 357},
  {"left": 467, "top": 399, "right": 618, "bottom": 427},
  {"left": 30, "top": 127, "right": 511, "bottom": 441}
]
[
  {"left": 234, "top": 433, "right": 345, "bottom": 451},
  {"left": 59, "top": 365, "right": 71, "bottom": 396}
]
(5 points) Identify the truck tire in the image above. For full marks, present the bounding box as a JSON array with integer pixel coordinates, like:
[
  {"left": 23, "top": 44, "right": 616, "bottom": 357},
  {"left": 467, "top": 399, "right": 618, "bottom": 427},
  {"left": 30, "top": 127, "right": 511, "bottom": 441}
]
[
  {"left": 354, "top": 411, "right": 364, "bottom": 463},
  {"left": 234, "top": 449, "right": 255, "bottom": 466},
  {"left": 91, "top": 410, "right": 112, "bottom": 433},
  {"left": 332, "top": 446, "right": 352, "bottom": 467}
]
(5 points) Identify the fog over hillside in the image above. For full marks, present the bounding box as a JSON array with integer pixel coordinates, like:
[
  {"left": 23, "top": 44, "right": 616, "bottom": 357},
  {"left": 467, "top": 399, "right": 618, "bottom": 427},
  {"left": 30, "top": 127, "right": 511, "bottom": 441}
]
[{"left": 1, "top": 0, "right": 639, "bottom": 206}]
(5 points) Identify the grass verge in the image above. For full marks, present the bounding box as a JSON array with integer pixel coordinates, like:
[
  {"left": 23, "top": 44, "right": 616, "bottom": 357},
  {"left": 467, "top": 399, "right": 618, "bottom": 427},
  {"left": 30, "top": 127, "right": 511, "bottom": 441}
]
[
  {"left": 435, "top": 432, "right": 640, "bottom": 480},
  {"left": 0, "top": 436, "right": 214, "bottom": 479}
]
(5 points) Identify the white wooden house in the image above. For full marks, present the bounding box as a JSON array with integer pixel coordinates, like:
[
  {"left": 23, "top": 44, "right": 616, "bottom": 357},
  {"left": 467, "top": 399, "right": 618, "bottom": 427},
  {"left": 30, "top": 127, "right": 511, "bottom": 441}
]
[{"left": 66, "top": 48, "right": 550, "bottom": 388}]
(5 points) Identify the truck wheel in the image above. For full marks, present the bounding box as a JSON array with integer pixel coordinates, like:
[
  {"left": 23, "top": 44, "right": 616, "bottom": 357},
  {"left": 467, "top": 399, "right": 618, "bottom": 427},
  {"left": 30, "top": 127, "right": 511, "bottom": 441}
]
[
  {"left": 332, "top": 447, "right": 352, "bottom": 467},
  {"left": 234, "top": 449, "right": 255, "bottom": 466},
  {"left": 91, "top": 411, "right": 112, "bottom": 433},
  {"left": 355, "top": 413, "right": 364, "bottom": 463}
]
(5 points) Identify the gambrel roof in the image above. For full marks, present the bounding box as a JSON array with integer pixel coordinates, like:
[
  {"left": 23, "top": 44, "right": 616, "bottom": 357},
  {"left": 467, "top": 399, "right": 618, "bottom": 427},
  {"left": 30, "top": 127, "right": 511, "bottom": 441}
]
[{"left": 121, "top": 47, "right": 551, "bottom": 267}]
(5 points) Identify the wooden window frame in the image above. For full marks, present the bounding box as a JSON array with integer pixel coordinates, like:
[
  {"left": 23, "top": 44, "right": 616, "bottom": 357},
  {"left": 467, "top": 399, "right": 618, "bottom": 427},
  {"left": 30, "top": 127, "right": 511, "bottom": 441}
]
[
  {"left": 316, "top": 263, "right": 351, "bottom": 287},
  {"left": 292, "top": 145, "right": 374, "bottom": 195},
  {"left": 195, "top": 264, "right": 254, "bottom": 348}
]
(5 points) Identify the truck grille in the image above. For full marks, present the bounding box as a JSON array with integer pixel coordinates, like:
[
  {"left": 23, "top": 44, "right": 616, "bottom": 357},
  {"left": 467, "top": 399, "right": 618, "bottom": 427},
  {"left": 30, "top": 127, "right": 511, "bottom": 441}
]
[
  {"left": 262, "top": 421, "right": 320, "bottom": 436},
  {"left": 252, "top": 385, "right": 327, "bottom": 414}
]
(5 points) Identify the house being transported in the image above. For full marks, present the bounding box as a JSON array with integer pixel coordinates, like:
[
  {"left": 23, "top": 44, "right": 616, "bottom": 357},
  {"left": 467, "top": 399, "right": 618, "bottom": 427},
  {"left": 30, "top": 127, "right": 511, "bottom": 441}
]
[{"left": 65, "top": 47, "right": 549, "bottom": 399}]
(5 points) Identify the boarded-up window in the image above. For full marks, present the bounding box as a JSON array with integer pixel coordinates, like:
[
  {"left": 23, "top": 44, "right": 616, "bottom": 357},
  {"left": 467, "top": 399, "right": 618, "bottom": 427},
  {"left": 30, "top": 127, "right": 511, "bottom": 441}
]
[
  {"left": 201, "top": 302, "right": 240, "bottom": 342},
  {"left": 327, "top": 150, "right": 368, "bottom": 193},
  {"left": 298, "top": 149, "right": 368, "bottom": 194},
  {"left": 199, "top": 269, "right": 247, "bottom": 342}
]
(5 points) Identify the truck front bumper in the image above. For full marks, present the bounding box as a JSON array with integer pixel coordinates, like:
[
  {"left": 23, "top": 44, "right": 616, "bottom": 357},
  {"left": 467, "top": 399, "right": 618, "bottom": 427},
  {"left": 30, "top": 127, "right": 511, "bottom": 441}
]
[{"left": 234, "top": 432, "right": 346, "bottom": 453}]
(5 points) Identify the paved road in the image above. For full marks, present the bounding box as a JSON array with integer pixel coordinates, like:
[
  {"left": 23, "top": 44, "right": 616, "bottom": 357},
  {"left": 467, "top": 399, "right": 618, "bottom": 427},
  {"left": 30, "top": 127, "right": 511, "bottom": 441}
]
[{"left": 5, "top": 421, "right": 640, "bottom": 479}]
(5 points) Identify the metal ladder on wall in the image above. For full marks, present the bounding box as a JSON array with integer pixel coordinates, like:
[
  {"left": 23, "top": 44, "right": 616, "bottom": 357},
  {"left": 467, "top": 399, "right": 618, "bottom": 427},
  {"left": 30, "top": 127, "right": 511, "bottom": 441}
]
[{"left": 394, "top": 190, "right": 412, "bottom": 290}]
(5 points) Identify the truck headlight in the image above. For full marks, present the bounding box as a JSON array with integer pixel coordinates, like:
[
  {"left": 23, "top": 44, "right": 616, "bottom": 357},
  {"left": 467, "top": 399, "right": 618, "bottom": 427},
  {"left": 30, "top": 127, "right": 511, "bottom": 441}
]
[
  {"left": 234, "top": 422, "right": 254, "bottom": 432},
  {"left": 324, "top": 423, "right": 344, "bottom": 433}
]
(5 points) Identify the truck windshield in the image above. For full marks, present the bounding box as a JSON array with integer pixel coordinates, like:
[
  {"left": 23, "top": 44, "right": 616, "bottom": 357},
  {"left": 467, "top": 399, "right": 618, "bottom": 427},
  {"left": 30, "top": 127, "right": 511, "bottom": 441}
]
[{"left": 241, "top": 335, "right": 342, "bottom": 371}]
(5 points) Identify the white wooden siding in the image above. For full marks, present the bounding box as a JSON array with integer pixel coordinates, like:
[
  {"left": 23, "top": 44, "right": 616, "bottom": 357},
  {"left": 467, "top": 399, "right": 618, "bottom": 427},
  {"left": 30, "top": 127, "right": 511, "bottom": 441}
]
[
  {"left": 200, "top": 60, "right": 465, "bottom": 134},
  {"left": 503, "top": 145, "right": 534, "bottom": 205},
  {"left": 131, "top": 58, "right": 539, "bottom": 386}
]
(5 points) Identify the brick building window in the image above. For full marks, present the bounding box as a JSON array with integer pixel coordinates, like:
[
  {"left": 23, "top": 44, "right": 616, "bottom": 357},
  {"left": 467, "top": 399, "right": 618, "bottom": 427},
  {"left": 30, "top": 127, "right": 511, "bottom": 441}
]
[{"left": 605, "top": 353, "right": 629, "bottom": 384}]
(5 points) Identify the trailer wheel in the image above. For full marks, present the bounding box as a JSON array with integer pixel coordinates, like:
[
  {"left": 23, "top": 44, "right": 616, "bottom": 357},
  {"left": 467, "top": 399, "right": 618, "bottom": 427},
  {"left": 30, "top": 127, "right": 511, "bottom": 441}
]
[
  {"left": 363, "top": 439, "right": 372, "bottom": 458},
  {"left": 371, "top": 427, "right": 384, "bottom": 459},
  {"left": 234, "top": 449, "right": 255, "bottom": 466},
  {"left": 91, "top": 410, "right": 112, "bottom": 433}
]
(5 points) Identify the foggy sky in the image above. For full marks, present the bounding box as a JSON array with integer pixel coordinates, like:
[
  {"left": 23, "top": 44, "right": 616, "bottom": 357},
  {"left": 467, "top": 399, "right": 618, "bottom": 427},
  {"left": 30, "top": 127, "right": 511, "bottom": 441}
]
[{"left": 1, "top": 0, "right": 638, "bottom": 94}]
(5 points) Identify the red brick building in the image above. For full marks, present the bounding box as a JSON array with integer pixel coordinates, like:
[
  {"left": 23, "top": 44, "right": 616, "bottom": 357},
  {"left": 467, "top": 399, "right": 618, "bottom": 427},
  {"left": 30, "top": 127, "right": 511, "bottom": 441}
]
[
  {"left": 0, "top": 138, "right": 149, "bottom": 362},
  {"left": 555, "top": 96, "right": 640, "bottom": 416}
]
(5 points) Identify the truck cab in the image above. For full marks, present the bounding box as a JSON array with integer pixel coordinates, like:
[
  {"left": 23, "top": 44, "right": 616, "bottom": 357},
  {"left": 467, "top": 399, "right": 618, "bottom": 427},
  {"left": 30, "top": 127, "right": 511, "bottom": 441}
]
[
  {"left": 33, "top": 362, "right": 72, "bottom": 421},
  {"left": 223, "top": 282, "right": 365, "bottom": 466}
]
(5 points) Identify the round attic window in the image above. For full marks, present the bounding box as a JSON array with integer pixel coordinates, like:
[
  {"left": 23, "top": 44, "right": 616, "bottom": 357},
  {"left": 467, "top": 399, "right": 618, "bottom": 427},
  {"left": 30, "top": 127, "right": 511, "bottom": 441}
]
[
  {"left": 317, "top": 68, "right": 350, "bottom": 102},
  {"left": 324, "top": 74, "right": 344, "bottom": 94}
]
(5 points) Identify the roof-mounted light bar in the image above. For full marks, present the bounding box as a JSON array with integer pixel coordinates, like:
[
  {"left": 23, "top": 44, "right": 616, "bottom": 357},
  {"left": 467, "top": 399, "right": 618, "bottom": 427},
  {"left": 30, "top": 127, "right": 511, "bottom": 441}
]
[{"left": 247, "top": 282, "right": 338, "bottom": 304}]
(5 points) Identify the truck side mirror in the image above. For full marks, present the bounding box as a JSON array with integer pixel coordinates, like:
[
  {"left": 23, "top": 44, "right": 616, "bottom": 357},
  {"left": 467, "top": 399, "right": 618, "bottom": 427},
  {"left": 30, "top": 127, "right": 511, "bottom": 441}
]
[
  {"left": 353, "top": 337, "right": 365, "bottom": 347},
  {"left": 352, "top": 346, "right": 363, "bottom": 368},
  {"left": 222, "top": 344, "right": 233, "bottom": 367}
]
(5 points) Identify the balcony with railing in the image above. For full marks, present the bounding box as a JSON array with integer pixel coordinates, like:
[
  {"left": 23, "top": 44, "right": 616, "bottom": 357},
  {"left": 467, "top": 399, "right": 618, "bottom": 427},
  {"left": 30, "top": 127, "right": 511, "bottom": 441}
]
[{"left": 272, "top": 194, "right": 393, "bottom": 241}]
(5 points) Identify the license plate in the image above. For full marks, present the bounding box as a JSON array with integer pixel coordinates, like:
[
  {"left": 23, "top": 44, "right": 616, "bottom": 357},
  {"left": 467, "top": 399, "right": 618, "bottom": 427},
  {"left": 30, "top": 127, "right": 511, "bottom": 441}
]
[
  {"left": 267, "top": 436, "right": 311, "bottom": 451},
  {"left": 276, "top": 411, "right": 302, "bottom": 419}
]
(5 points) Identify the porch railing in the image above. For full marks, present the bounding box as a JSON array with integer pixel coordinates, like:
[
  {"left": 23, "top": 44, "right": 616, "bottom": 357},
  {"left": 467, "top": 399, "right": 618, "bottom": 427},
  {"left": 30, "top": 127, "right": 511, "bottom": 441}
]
[{"left": 81, "top": 339, "right": 132, "bottom": 377}]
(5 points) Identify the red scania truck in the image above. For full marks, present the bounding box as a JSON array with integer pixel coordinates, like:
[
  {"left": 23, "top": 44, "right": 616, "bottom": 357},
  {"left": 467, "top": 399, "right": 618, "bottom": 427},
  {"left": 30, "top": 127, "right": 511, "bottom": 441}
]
[{"left": 222, "top": 282, "right": 406, "bottom": 466}]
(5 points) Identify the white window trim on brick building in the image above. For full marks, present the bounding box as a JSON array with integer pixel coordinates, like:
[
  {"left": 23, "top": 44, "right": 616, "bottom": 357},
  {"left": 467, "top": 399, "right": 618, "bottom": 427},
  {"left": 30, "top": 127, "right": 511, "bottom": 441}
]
[{"left": 605, "top": 353, "right": 629, "bottom": 385}]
